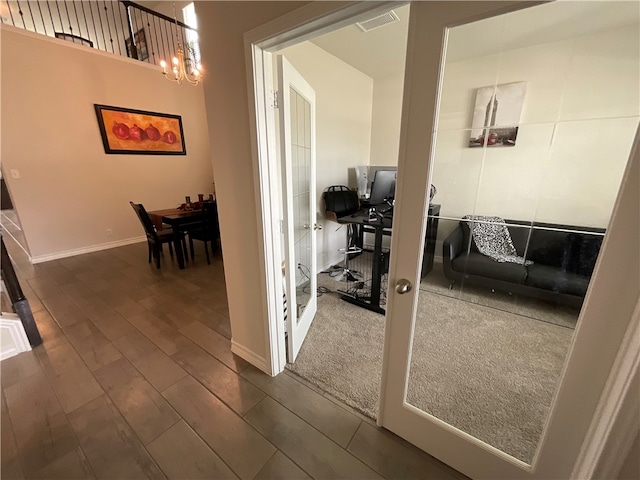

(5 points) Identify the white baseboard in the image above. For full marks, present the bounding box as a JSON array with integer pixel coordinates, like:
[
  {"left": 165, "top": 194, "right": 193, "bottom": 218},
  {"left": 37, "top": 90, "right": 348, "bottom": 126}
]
[
  {"left": 31, "top": 236, "right": 146, "bottom": 264},
  {"left": 320, "top": 254, "right": 345, "bottom": 273},
  {"left": 231, "top": 340, "right": 271, "bottom": 375},
  {"left": 0, "top": 313, "right": 31, "bottom": 360}
]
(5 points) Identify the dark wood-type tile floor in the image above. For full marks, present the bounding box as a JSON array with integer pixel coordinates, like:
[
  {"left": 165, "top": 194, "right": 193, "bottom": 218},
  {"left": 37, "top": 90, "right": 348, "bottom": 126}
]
[{"left": 1, "top": 236, "right": 467, "bottom": 480}]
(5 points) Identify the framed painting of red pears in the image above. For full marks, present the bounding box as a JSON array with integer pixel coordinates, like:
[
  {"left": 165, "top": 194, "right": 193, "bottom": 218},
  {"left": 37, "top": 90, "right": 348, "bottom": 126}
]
[{"left": 94, "top": 104, "right": 186, "bottom": 155}]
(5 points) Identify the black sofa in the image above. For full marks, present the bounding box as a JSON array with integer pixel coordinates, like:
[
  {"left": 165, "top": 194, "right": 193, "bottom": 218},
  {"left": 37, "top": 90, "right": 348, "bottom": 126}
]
[{"left": 442, "top": 219, "right": 606, "bottom": 306}]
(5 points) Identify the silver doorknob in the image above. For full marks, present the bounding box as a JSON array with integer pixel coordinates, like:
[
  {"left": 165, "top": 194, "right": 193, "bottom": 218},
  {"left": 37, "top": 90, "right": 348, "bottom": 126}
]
[
  {"left": 314, "top": 224, "right": 323, "bottom": 231},
  {"left": 303, "top": 224, "right": 310, "bottom": 229},
  {"left": 395, "top": 279, "right": 413, "bottom": 294}
]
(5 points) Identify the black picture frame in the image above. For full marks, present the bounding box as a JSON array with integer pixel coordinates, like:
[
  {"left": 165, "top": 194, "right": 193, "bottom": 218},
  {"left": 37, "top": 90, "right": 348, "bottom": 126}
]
[
  {"left": 94, "top": 104, "right": 186, "bottom": 155},
  {"left": 125, "top": 28, "right": 149, "bottom": 61}
]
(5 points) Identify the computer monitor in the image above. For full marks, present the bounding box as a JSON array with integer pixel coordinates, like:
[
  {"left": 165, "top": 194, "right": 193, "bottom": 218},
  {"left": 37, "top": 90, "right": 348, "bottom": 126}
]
[{"left": 369, "top": 169, "right": 396, "bottom": 205}]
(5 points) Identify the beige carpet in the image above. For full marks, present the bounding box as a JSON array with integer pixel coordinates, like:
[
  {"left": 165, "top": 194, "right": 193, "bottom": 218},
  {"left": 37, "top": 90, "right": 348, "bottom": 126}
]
[{"left": 286, "top": 269, "right": 577, "bottom": 464}]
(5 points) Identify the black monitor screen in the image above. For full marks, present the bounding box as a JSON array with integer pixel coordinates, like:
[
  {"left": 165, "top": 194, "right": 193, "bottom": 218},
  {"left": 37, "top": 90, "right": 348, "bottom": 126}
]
[{"left": 369, "top": 169, "right": 396, "bottom": 205}]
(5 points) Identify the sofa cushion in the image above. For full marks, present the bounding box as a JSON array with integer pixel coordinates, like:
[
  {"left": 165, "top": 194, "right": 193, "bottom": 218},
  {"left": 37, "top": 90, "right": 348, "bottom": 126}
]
[
  {"left": 565, "top": 233, "right": 603, "bottom": 277},
  {"left": 526, "top": 228, "right": 573, "bottom": 268},
  {"left": 451, "top": 252, "right": 527, "bottom": 284},
  {"left": 525, "top": 264, "right": 590, "bottom": 296}
]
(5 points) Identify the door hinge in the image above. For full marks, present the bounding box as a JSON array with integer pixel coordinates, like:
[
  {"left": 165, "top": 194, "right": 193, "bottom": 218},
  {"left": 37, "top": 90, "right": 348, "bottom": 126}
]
[{"left": 271, "top": 90, "right": 279, "bottom": 109}]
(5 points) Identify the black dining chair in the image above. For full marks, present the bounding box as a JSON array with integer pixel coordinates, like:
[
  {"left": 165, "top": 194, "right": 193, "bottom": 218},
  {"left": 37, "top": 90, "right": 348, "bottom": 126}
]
[
  {"left": 129, "top": 201, "right": 186, "bottom": 268},
  {"left": 187, "top": 201, "right": 220, "bottom": 265}
]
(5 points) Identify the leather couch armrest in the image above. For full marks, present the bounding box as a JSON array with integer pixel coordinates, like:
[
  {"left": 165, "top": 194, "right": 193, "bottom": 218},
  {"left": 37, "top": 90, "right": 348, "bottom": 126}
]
[{"left": 443, "top": 224, "right": 464, "bottom": 264}]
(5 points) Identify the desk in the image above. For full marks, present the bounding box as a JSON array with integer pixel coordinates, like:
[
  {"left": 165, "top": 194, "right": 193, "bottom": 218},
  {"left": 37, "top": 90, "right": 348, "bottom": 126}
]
[
  {"left": 337, "top": 203, "right": 440, "bottom": 314},
  {"left": 148, "top": 209, "right": 205, "bottom": 269}
]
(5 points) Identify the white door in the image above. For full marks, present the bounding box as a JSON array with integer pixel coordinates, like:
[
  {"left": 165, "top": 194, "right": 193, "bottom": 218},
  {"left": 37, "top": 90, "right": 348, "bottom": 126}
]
[
  {"left": 277, "top": 55, "right": 318, "bottom": 362},
  {"left": 379, "top": 1, "right": 639, "bottom": 479}
]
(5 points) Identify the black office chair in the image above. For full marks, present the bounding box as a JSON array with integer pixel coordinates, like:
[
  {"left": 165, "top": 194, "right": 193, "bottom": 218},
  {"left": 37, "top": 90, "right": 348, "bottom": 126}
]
[
  {"left": 186, "top": 201, "right": 220, "bottom": 265},
  {"left": 129, "top": 201, "right": 186, "bottom": 268},
  {"left": 323, "top": 186, "right": 362, "bottom": 281}
]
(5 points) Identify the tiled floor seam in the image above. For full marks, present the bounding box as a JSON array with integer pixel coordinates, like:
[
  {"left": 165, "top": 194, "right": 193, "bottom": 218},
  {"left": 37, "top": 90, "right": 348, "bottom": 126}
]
[{"left": 240, "top": 378, "right": 375, "bottom": 469}]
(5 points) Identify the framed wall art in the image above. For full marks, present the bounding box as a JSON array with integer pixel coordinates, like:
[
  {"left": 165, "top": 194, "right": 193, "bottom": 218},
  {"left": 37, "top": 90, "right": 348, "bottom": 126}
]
[
  {"left": 125, "top": 28, "right": 149, "bottom": 61},
  {"left": 94, "top": 104, "right": 186, "bottom": 155},
  {"left": 469, "top": 82, "right": 526, "bottom": 148}
]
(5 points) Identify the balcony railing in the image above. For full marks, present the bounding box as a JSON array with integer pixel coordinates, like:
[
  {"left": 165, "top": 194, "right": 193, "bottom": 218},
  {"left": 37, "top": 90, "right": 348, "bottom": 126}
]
[{"left": 0, "top": 1, "right": 199, "bottom": 67}]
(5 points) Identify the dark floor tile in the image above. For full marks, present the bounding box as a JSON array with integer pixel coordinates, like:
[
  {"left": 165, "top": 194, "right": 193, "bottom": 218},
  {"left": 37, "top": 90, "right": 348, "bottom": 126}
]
[
  {"left": 179, "top": 321, "right": 249, "bottom": 372},
  {"left": 88, "top": 311, "right": 137, "bottom": 342},
  {"left": 242, "top": 366, "right": 361, "bottom": 448},
  {"left": 40, "top": 264, "right": 77, "bottom": 287},
  {"left": 59, "top": 281, "right": 95, "bottom": 305},
  {"left": 0, "top": 350, "right": 42, "bottom": 389},
  {"left": 67, "top": 395, "right": 165, "bottom": 479},
  {"left": 147, "top": 420, "right": 238, "bottom": 480},
  {"left": 27, "top": 447, "right": 96, "bottom": 480},
  {"left": 4, "top": 372, "right": 78, "bottom": 475},
  {"left": 115, "top": 299, "right": 148, "bottom": 319},
  {"left": 171, "top": 344, "right": 265, "bottom": 415},
  {"left": 127, "top": 310, "right": 193, "bottom": 355},
  {"left": 347, "top": 422, "right": 465, "bottom": 480},
  {"left": 194, "top": 308, "right": 232, "bottom": 339},
  {"left": 162, "top": 376, "right": 275, "bottom": 480},
  {"left": 113, "top": 331, "right": 187, "bottom": 391},
  {"left": 26, "top": 277, "right": 64, "bottom": 301},
  {"left": 34, "top": 340, "right": 85, "bottom": 377},
  {"left": 245, "top": 397, "right": 382, "bottom": 480},
  {"left": 1, "top": 393, "right": 24, "bottom": 480},
  {"left": 34, "top": 343, "right": 104, "bottom": 414},
  {"left": 94, "top": 357, "right": 180, "bottom": 445},
  {"left": 156, "top": 307, "right": 197, "bottom": 330},
  {"left": 46, "top": 364, "right": 104, "bottom": 414},
  {"left": 40, "top": 293, "right": 88, "bottom": 328},
  {"left": 62, "top": 319, "right": 123, "bottom": 371},
  {"left": 32, "top": 310, "right": 67, "bottom": 351},
  {"left": 253, "top": 451, "right": 311, "bottom": 480},
  {"left": 74, "top": 272, "right": 113, "bottom": 294},
  {"left": 97, "top": 287, "right": 139, "bottom": 309}
]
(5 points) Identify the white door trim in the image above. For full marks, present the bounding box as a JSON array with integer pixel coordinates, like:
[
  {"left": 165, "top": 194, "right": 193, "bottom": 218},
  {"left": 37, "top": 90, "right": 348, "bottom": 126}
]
[{"left": 243, "top": 0, "right": 639, "bottom": 475}]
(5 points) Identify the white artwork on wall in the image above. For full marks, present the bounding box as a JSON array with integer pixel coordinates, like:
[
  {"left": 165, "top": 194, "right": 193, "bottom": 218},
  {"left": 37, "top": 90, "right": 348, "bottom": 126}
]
[{"left": 469, "top": 81, "right": 526, "bottom": 147}]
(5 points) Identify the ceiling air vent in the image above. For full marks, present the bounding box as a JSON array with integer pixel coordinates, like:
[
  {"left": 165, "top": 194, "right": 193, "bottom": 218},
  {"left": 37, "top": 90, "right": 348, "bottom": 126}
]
[{"left": 355, "top": 10, "right": 399, "bottom": 32}]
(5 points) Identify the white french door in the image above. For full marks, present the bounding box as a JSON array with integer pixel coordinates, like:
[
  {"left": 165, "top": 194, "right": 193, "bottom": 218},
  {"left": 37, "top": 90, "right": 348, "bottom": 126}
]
[
  {"left": 379, "top": 1, "right": 639, "bottom": 479},
  {"left": 277, "top": 55, "right": 318, "bottom": 362}
]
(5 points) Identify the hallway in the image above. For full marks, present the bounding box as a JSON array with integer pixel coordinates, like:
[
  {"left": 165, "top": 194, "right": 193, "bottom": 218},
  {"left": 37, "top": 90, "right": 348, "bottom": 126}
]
[{"left": 0, "top": 237, "right": 466, "bottom": 479}]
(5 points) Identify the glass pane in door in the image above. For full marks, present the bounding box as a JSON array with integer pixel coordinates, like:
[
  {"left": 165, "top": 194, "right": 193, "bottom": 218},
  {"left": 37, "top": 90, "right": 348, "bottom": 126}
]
[
  {"left": 290, "top": 87, "right": 313, "bottom": 321},
  {"left": 406, "top": 0, "right": 639, "bottom": 464}
]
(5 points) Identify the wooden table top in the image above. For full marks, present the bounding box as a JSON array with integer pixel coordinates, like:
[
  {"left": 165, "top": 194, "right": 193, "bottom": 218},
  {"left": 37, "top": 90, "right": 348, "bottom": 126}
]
[{"left": 148, "top": 208, "right": 195, "bottom": 230}]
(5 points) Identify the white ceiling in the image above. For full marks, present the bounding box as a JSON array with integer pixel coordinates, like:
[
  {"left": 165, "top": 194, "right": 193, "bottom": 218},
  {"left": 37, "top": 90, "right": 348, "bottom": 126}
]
[
  {"left": 307, "top": 1, "right": 638, "bottom": 81},
  {"left": 310, "top": 4, "right": 410, "bottom": 80}
]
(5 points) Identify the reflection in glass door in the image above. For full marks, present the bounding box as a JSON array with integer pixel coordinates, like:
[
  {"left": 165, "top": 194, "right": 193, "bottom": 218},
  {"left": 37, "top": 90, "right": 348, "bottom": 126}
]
[
  {"left": 289, "top": 88, "right": 313, "bottom": 319},
  {"left": 405, "top": 0, "right": 639, "bottom": 465}
]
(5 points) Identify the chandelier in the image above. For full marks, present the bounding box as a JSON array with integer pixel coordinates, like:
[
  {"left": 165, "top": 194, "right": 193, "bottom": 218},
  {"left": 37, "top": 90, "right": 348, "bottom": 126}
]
[{"left": 159, "top": 3, "right": 203, "bottom": 86}]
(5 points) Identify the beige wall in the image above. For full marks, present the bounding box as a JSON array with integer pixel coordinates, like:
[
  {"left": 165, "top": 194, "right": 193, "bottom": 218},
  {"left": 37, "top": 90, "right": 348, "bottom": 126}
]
[
  {"left": 434, "top": 23, "right": 638, "bottom": 230},
  {"left": 195, "top": 1, "right": 309, "bottom": 368},
  {"left": 366, "top": 22, "right": 639, "bottom": 251},
  {"left": 1, "top": 26, "right": 213, "bottom": 261},
  {"left": 369, "top": 74, "right": 404, "bottom": 167},
  {"left": 278, "top": 41, "right": 374, "bottom": 270}
]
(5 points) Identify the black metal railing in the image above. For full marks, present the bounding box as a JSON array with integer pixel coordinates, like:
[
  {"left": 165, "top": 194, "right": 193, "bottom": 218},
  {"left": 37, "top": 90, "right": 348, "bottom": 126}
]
[
  {"left": 0, "top": 1, "right": 200, "bottom": 68},
  {"left": 1, "top": 235, "right": 42, "bottom": 347}
]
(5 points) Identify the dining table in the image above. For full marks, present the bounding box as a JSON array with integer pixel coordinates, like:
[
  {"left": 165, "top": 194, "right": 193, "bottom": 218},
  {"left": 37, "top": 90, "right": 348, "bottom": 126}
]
[{"left": 148, "top": 206, "right": 208, "bottom": 269}]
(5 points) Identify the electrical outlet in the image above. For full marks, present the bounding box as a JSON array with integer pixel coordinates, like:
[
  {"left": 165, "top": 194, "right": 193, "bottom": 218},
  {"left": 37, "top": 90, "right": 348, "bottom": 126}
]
[
  {"left": 10, "top": 169, "right": 20, "bottom": 179},
  {"left": 106, "top": 228, "right": 113, "bottom": 237}
]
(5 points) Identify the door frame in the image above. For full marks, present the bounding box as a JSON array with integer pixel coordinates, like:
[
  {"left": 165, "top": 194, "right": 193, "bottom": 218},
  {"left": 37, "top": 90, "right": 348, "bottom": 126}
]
[
  {"left": 243, "top": 2, "right": 639, "bottom": 477},
  {"left": 243, "top": 0, "right": 403, "bottom": 376}
]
